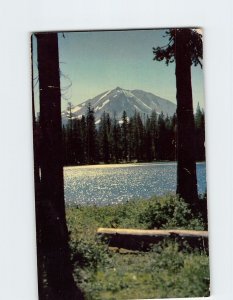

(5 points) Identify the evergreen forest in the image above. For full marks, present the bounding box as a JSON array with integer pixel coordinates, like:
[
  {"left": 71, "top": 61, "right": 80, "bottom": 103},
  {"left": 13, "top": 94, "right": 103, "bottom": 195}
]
[{"left": 58, "top": 103, "right": 205, "bottom": 166}]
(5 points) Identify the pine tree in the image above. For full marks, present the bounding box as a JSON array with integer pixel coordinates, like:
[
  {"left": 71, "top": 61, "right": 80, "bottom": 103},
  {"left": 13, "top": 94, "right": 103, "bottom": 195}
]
[
  {"left": 145, "top": 116, "right": 153, "bottom": 161},
  {"left": 86, "top": 103, "right": 97, "bottom": 164},
  {"left": 171, "top": 113, "right": 177, "bottom": 161},
  {"left": 195, "top": 103, "right": 205, "bottom": 161},
  {"left": 72, "top": 119, "right": 85, "bottom": 164},
  {"left": 157, "top": 112, "right": 166, "bottom": 160},
  {"left": 112, "top": 115, "right": 121, "bottom": 163},
  {"left": 99, "top": 111, "right": 111, "bottom": 163},
  {"left": 62, "top": 124, "right": 69, "bottom": 165},
  {"left": 66, "top": 102, "right": 74, "bottom": 165},
  {"left": 121, "top": 110, "right": 129, "bottom": 161},
  {"left": 106, "top": 113, "right": 113, "bottom": 161},
  {"left": 129, "top": 112, "right": 138, "bottom": 160},
  {"left": 128, "top": 118, "right": 132, "bottom": 161},
  {"left": 153, "top": 28, "right": 202, "bottom": 204},
  {"left": 164, "top": 115, "right": 174, "bottom": 160},
  {"left": 80, "top": 115, "right": 87, "bottom": 163},
  {"left": 150, "top": 110, "right": 158, "bottom": 160},
  {"left": 136, "top": 113, "right": 145, "bottom": 161}
]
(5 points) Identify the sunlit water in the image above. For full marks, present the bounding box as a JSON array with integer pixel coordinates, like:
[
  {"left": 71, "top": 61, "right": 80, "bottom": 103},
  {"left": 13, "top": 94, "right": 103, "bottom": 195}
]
[{"left": 64, "top": 162, "right": 206, "bottom": 206}]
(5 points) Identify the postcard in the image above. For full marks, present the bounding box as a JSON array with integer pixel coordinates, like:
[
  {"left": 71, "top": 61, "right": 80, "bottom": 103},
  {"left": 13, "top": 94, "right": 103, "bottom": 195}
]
[{"left": 32, "top": 28, "right": 209, "bottom": 299}]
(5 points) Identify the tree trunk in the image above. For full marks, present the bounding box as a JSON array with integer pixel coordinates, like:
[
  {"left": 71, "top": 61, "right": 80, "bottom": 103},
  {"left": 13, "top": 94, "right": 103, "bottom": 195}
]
[
  {"left": 35, "top": 32, "right": 84, "bottom": 300},
  {"left": 175, "top": 29, "right": 198, "bottom": 205},
  {"left": 31, "top": 37, "right": 45, "bottom": 298}
]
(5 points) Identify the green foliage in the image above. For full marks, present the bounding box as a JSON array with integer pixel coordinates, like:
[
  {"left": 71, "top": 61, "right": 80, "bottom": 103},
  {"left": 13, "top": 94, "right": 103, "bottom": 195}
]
[
  {"left": 138, "top": 195, "right": 205, "bottom": 230},
  {"left": 67, "top": 194, "right": 205, "bottom": 230},
  {"left": 149, "top": 241, "right": 210, "bottom": 298},
  {"left": 153, "top": 28, "right": 203, "bottom": 67},
  {"left": 66, "top": 195, "right": 209, "bottom": 299},
  {"left": 70, "top": 236, "right": 109, "bottom": 270},
  {"left": 71, "top": 241, "right": 209, "bottom": 299}
]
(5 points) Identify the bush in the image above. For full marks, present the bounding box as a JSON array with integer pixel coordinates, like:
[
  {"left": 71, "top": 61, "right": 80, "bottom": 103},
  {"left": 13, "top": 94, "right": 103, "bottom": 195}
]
[
  {"left": 148, "top": 241, "right": 210, "bottom": 298},
  {"left": 70, "top": 237, "right": 109, "bottom": 270},
  {"left": 66, "top": 195, "right": 209, "bottom": 299},
  {"left": 138, "top": 195, "right": 205, "bottom": 230}
]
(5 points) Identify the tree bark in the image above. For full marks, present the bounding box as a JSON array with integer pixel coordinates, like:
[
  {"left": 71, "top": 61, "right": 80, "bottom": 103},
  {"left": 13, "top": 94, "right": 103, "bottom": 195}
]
[
  {"left": 35, "top": 32, "right": 84, "bottom": 300},
  {"left": 31, "top": 36, "right": 45, "bottom": 298},
  {"left": 175, "top": 29, "right": 198, "bottom": 204}
]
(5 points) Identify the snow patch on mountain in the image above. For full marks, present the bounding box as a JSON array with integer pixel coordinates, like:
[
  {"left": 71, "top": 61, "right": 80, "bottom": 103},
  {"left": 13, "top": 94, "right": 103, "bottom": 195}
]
[
  {"left": 62, "top": 87, "right": 176, "bottom": 125},
  {"left": 71, "top": 106, "right": 81, "bottom": 113},
  {"left": 99, "top": 90, "right": 110, "bottom": 101},
  {"left": 133, "top": 94, "right": 152, "bottom": 111},
  {"left": 96, "top": 99, "right": 110, "bottom": 111},
  {"left": 94, "top": 90, "right": 110, "bottom": 107},
  {"left": 133, "top": 104, "right": 143, "bottom": 113}
]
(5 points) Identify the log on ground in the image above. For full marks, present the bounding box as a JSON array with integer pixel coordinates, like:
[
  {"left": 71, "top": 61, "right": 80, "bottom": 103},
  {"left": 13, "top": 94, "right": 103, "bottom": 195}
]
[{"left": 97, "top": 228, "right": 208, "bottom": 251}]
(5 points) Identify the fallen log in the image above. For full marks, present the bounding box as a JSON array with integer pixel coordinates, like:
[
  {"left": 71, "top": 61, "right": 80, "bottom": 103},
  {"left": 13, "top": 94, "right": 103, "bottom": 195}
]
[{"left": 97, "top": 228, "right": 208, "bottom": 251}]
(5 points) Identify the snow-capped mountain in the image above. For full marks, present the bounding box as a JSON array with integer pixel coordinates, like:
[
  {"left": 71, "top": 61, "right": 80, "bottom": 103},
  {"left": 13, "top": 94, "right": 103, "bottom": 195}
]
[{"left": 62, "top": 87, "right": 176, "bottom": 124}]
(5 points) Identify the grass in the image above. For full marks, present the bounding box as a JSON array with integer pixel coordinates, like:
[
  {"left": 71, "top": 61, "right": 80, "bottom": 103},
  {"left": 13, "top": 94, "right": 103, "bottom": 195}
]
[{"left": 66, "top": 194, "right": 210, "bottom": 299}]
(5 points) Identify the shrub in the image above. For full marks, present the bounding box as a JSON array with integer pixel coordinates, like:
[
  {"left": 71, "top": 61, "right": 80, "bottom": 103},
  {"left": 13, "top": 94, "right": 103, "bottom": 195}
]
[
  {"left": 138, "top": 195, "right": 205, "bottom": 230},
  {"left": 149, "top": 241, "right": 210, "bottom": 298},
  {"left": 70, "top": 237, "right": 109, "bottom": 270},
  {"left": 66, "top": 195, "right": 209, "bottom": 299}
]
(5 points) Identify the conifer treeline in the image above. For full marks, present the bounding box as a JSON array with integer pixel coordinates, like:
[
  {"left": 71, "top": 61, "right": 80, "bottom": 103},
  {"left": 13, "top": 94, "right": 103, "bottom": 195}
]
[{"left": 62, "top": 103, "right": 205, "bottom": 165}]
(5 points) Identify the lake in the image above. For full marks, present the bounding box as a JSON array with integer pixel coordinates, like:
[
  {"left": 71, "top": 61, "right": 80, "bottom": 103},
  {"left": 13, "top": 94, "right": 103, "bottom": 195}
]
[{"left": 64, "top": 162, "right": 206, "bottom": 206}]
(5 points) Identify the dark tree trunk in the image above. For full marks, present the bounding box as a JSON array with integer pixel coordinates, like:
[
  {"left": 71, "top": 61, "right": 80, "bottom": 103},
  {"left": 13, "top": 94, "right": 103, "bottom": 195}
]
[
  {"left": 31, "top": 37, "right": 45, "bottom": 298},
  {"left": 175, "top": 29, "right": 198, "bottom": 204},
  {"left": 35, "top": 33, "right": 84, "bottom": 300}
]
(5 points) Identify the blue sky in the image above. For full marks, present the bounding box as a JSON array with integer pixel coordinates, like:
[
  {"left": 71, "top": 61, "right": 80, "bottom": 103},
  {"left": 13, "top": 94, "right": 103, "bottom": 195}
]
[{"left": 33, "top": 29, "right": 205, "bottom": 112}]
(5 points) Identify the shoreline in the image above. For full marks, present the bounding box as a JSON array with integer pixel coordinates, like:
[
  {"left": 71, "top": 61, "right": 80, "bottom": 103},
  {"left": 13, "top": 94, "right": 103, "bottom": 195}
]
[{"left": 64, "top": 160, "right": 206, "bottom": 169}]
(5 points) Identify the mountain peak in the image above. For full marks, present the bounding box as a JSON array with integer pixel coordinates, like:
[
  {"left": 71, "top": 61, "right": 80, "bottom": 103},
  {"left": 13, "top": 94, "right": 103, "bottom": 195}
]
[
  {"left": 115, "top": 86, "right": 123, "bottom": 91},
  {"left": 62, "top": 88, "right": 176, "bottom": 125}
]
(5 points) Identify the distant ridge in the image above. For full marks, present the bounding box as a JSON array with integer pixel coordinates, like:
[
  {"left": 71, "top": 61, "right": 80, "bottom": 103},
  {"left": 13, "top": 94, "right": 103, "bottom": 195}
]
[{"left": 62, "top": 87, "right": 176, "bottom": 124}]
